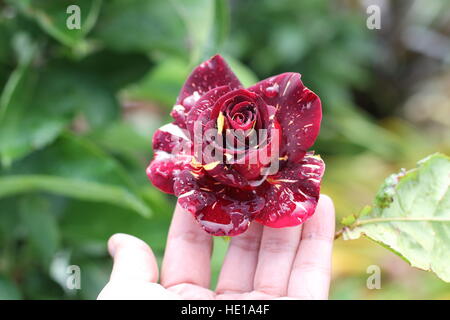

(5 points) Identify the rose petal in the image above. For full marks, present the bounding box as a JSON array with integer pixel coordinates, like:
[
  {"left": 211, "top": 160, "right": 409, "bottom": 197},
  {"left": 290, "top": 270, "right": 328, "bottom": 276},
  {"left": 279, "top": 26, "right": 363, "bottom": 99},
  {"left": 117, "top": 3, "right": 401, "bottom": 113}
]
[
  {"left": 177, "top": 55, "right": 242, "bottom": 111},
  {"left": 146, "top": 152, "right": 191, "bottom": 194},
  {"left": 146, "top": 123, "right": 192, "bottom": 194},
  {"left": 174, "top": 169, "right": 265, "bottom": 236},
  {"left": 248, "top": 73, "right": 322, "bottom": 163},
  {"left": 148, "top": 55, "right": 325, "bottom": 237},
  {"left": 254, "top": 154, "right": 325, "bottom": 227},
  {"left": 185, "top": 85, "right": 232, "bottom": 138}
]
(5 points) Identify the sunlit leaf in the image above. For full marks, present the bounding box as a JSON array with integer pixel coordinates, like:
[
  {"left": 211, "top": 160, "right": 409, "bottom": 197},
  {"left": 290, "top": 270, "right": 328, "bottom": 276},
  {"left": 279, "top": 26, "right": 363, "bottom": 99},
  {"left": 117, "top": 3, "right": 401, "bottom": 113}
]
[{"left": 342, "top": 153, "right": 450, "bottom": 282}]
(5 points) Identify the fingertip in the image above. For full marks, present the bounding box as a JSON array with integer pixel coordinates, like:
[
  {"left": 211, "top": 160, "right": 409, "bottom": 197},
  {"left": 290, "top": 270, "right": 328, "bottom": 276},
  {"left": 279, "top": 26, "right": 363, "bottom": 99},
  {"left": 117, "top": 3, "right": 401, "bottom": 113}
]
[
  {"left": 318, "top": 194, "right": 334, "bottom": 215},
  {"left": 315, "top": 194, "right": 335, "bottom": 225},
  {"left": 108, "top": 233, "right": 159, "bottom": 283},
  {"left": 108, "top": 233, "right": 153, "bottom": 256},
  {"left": 301, "top": 194, "right": 335, "bottom": 241},
  {"left": 108, "top": 233, "right": 126, "bottom": 257}
]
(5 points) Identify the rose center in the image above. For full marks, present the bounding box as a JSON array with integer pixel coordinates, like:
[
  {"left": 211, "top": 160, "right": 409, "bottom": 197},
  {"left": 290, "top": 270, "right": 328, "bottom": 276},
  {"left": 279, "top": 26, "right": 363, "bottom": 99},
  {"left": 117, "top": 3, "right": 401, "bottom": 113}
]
[{"left": 227, "top": 102, "right": 257, "bottom": 131}]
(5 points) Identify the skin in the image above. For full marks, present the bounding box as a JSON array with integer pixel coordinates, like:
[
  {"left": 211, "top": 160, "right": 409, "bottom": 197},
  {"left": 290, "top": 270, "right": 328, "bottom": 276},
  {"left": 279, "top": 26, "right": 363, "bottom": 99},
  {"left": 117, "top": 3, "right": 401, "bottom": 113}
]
[{"left": 98, "top": 194, "right": 335, "bottom": 300}]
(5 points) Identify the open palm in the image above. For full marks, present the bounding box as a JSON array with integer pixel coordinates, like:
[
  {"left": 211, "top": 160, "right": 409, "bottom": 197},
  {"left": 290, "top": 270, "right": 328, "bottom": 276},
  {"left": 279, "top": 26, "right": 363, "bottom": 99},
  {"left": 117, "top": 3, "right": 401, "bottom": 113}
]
[{"left": 98, "top": 195, "right": 335, "bottom": 300}]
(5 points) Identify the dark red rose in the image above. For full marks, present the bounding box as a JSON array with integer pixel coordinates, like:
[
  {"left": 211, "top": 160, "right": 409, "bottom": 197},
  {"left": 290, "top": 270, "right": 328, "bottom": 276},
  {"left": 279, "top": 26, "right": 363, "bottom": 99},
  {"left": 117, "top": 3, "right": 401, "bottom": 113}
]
[{"left": 146, "top": 55, "right": 324, "bottom": 236}]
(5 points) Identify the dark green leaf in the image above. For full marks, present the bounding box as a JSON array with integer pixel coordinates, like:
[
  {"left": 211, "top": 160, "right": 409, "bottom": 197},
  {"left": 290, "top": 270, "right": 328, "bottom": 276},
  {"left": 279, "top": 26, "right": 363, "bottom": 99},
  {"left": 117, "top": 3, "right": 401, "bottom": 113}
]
[
  {"left": 93, "top": 0, "right": 186, "bottom": 56},
  {"left": 19, "top": 196, "right": 60, "bottom": 264},
  {"left": 0, "top": 61, "right": 119, "bottom": 165},
  {"left": 61, "top": 200, "right": 171, "bottom": 252}
]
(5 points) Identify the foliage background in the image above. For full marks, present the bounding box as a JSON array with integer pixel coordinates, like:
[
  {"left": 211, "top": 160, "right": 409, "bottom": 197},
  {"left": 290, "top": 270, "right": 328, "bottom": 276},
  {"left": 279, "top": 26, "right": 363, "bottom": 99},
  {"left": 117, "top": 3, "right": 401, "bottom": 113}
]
[{"left": 0, "top": 0, "right": 449, "bottom": 299}]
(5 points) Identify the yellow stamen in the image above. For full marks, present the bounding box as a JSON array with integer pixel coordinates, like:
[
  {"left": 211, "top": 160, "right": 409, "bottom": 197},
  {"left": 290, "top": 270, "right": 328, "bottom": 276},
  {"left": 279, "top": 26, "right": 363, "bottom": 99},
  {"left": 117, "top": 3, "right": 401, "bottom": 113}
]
[
  {"left": 190, "top": 157, "right": 203, "bottom": 169},
  {"left": 217, "top": 112, "right": 225, "bottom": 135},
  {"left": 203, "top": 161, "right": 220, "bottom": 171}
]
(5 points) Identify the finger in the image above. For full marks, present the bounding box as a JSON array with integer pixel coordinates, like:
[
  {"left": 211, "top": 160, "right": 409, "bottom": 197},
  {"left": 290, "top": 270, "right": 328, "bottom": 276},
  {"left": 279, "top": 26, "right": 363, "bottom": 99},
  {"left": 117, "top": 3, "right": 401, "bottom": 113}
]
[
  {"left": 168, "top": 283, "right": 216, "bottom": 300},
  {"left": 288, "top": 194, "right": 335, "bottom": 299},
  {"left": 98, "top": 282, "right": 181, "bottom": 300},
  {"left": 108, "top": 233, "right": 159, "bottom": 282},
  {"left": 161, "top": 203, "right": 213, "bottom": 289},
  {"left": 216, "top": 291, "right": 274, "bottom": 300},
  {"left": 215, "top": 222, "right": 263, "bottom": 294},
  {"left": 253, "top": 224, "right": 302, "bottom": 296}
]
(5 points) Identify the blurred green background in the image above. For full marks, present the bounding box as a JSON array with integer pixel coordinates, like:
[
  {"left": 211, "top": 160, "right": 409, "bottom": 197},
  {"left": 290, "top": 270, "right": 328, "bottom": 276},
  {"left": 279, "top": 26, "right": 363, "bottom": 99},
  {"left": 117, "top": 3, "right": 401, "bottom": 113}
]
[{"left": 0, "top": 0, "right": 449, "bottom": 299}]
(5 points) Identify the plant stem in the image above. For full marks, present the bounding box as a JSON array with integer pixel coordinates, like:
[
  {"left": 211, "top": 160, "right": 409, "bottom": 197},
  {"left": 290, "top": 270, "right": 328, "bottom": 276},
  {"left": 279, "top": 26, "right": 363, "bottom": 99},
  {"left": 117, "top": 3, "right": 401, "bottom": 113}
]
[{"left": 334, "top": 216, "right": 450, "bottom": 240}]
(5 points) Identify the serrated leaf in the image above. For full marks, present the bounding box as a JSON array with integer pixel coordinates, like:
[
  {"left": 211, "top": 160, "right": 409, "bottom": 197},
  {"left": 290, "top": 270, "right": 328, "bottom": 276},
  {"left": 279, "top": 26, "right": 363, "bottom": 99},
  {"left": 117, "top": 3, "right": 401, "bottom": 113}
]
[{"left": 343, "top": 153, "right": 450, "bottom": 282}]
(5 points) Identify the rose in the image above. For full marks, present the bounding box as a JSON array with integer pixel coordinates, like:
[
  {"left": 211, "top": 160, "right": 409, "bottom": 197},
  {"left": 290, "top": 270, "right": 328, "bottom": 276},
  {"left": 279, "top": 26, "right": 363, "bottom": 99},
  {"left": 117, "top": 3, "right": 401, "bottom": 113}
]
[{"left": 147, "top": 55, "right": 324, "bottom": 236}]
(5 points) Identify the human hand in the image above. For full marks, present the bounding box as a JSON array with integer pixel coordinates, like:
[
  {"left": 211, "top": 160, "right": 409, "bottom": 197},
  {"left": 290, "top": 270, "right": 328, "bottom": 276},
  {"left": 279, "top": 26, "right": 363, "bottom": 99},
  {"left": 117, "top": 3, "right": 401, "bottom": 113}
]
[{"left": 98, "top": 194, "right": 335, "bottom": 300}]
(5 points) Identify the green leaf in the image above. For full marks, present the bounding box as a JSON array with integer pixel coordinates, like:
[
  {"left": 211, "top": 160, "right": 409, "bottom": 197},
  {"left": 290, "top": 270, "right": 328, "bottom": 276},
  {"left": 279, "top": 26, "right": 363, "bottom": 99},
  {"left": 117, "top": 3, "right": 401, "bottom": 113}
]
[
  {"left": 19, "top": 196, "right": 60, "bottom": 264},
  {"left": 1, "top": 133, "right": 152, "bottom": 217},
  {"left": 87, "top": 122, "right": 153, "bottom": 173},
  {"left": 0, "top": 60, "right": 119, "bottom": 165},
  {"left": 0, "top": 175, "right": 151, "bottom": 218},
  {"left": 61, "top": 200, "right": 171, "bottom": 251},
  {"left": 211, "top": 0, "right": 229, "bottom": 53},
  {"left": 340, "top": 214, "right": 356, "bottom": 226},
  {"left": 123, "top": 58, "right": 190, "bottom": 107},
  {"left": 0, "top": 32, "right": 37, "bottom": 121},
  {"left": 343, "top": 153, "right": 450, "bottom": 282},
  {"left": 224, "top": 55, "right": 259, "bottom": 87},
  {"left": 93, "top": 0, "right": 186, "bottom": 56},
  {"left": 171, "top": 0, "right": 217, "bottom": 63},
  {"left": 76, "top": 50, "right": 152, "bottom": 92},
  {"left": 0, "top": 21, "right": 13, "bottom": 65}
]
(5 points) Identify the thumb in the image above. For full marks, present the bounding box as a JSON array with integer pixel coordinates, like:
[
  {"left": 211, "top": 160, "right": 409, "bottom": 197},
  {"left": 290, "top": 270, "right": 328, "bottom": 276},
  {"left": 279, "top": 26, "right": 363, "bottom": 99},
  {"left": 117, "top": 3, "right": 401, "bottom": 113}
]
[{"left": 108, "top": 233, "right": 159, "bottom": 282}]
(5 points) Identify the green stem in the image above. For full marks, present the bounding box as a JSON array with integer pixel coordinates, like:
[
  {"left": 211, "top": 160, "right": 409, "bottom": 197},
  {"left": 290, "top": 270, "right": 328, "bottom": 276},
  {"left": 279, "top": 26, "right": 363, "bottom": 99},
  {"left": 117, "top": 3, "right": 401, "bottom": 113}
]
[{"left": 335, "top": 216, "right": 450, "bottom": 240}]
